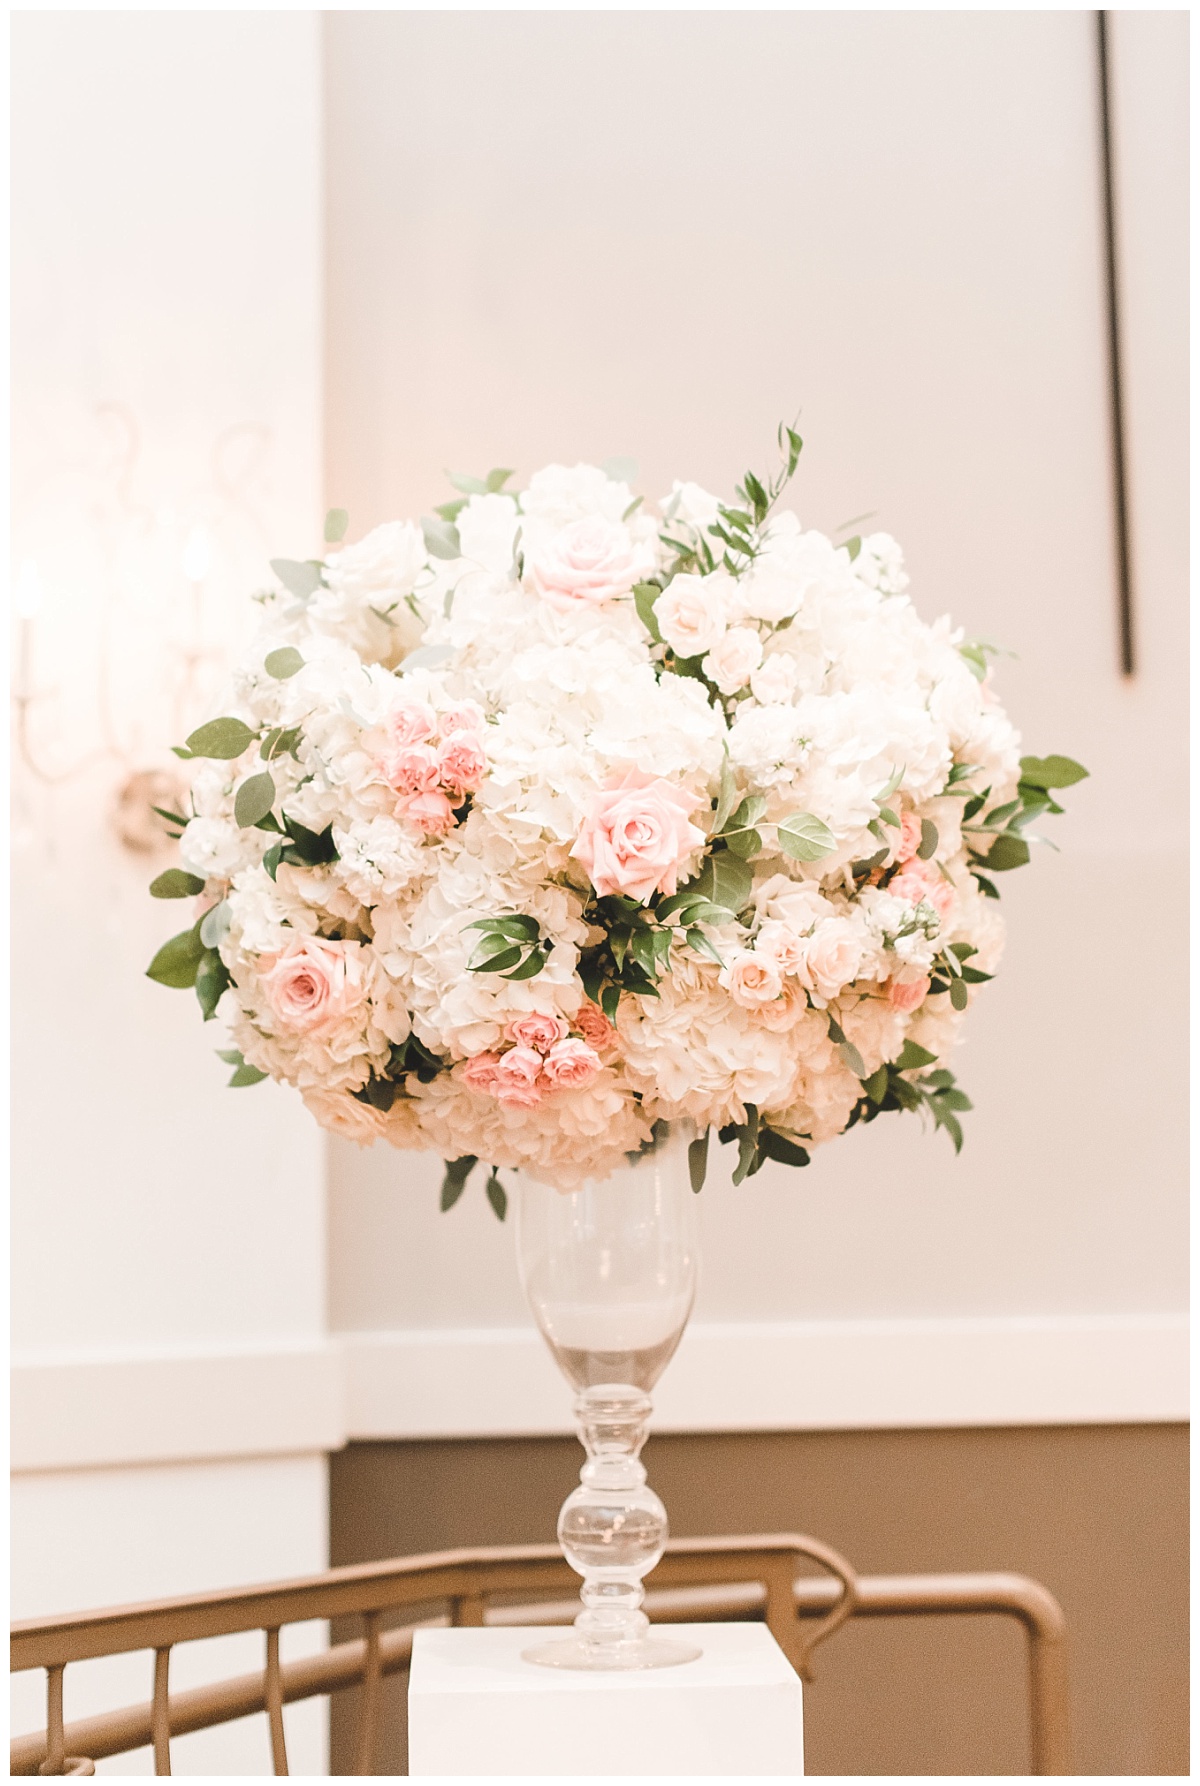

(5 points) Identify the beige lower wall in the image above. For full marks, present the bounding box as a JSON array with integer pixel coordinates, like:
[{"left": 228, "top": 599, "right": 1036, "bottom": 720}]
[{"left": 329, "top": 1423, "right": 1187, "bottom": 1776}]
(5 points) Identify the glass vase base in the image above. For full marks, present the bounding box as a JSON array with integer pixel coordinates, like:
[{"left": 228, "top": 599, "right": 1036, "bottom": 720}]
[{"left": 522, "top": 1633, "right": 703, "bottom": 1672}]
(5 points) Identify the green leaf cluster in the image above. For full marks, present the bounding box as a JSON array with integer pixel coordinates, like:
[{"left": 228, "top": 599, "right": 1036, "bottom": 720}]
[
  {"left": 927, "top": 942, "right": 993, "bottom": 1010},
  {"left": 464, "top": 913, "right": 550, "bottom": 981},
  {"left": 438, "top": 1155, "right": 508, "bottom": 1221},
  {"left": 261, "top": 815, "right": 339, "bottom": 879},
  {"left": 852, "top": 1052, "right": 973, "bottom": 1153},
  {"left": 962, "top": 751, "right": 1088, "bottom": 889},
  {"left": 433, "top": 467, "right": 516, "bottom": 523},
  {"left": 146, "top": 918, "right": 229, "bottom": 1021},
  {"left": 271, "top": 559, "right": 323, "bottom": 602},
  {"left": 216, "top": 1048, "right": 268, "bottom": 1088},
  {"left": 716, "top": 1104, "right": 812, "bottom": 1185}
]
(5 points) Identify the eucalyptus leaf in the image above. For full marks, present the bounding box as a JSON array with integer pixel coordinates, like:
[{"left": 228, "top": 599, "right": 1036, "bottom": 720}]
[
  {"left": 486, "top": 467, "right": 515, "bottom": 492},
  {"left": 894, "top": 1039, "right": 938, "bottom": 1072},
  {"left": 421, "top": 515, "right": 462, "bottom": 560},
  {"left": 757, "top": 1128, "right": 811, "bottom": 1170},
  {"left": 448, "top": 471, "right": 489, "bottom": 495},
  {"left": 185, "top": 716, "right": 255, "bottom": 760},
  {"left": 146, "top": 926, "right": 205, "bottom": 989},
  {"left": 199, "top": 901, "right": 231, "bottom": 949},
  {"left": 440, "top": 1156, "right": 477, "bottom": 1212},
  {"left": 982, "top": 834, "right": 1031, "bottom": 872},
  {"left": 685, "top": 851, "right": 753, "bottom": 914},
  {"left": 875, "top": 764, "right": 905, "bottom": 802},
  {"left": 324, "top": 508, "right": 349, "bottom": 543},
  {"left": 468, "top": 943, "right": 523, "bottom": 975},
  {"left": 195, "top": 948, "right": 230, "bottom": 1021},
  {"left": 485, "top": 1172, "right": 508, "bottom": 1222},
  {"left": 270, "top": 558, "right": 321, "bottom": 600},
  {"left": 234, "top": 771, "right": 276, "bottom": 830},
  {"left": 633, "top": 582, "right": 663, "bottom": 643},
  {"left": 264, "top": 646, "right": 304, "bottom": 680},
  {"left": 950, "top": 978, "right": 969, "bottom": 1011},
  {"left": 229, "top": 1061, "right": 269, "bottom": 1087},
  {"left": 149, "top": 869, "right": 205, "bottom": 899},
  {"left": 1018, "top": 754, "right": 1089, "bottom": 790},
  {"left": 401, "top": 643, "right": 454, "bottom": 672},
  {"left": 688, "top": 1131, "right": 710, "bottom": 1193},
  {"left": 917, "top": 819, "right": 938, "bottom": 861},
  {"left": 601, "top": 456, "right": 638, "bottom": 484},
  {"left": 777, "top": 812, "right": 837, "bottom": 863},
  {"left": 722, "top": 825, "right": 762, "bottom": 859}
]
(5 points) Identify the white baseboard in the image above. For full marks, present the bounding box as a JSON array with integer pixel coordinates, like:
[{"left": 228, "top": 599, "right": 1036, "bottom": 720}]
[{"left": 11, "top": 1313, "right": 1188, "bottom": 1473}]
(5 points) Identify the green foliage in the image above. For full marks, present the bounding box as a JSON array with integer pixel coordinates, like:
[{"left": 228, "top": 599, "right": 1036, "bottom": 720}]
[
  {"left": 185, "top": 716, "right": 255, "bottom": 760},
  {"left": 390, "top": 1032, "right": 443, "bottom": 1085},
  {"left": 422, "top": 515, "right": 462, "bottom": 560},
  {"left": 264, "top": 647, "right": 304, "bottom": 680},
  {"left": 849, "top": 1058, "right": 974, "bottom": 1154},
  {"left": 825, "top": 1013, "right": 866, "bottom": 1079},
  {"left": 485, "top": 1170, "right": 508, "bottom": 1222},
  {"left": 324, "top": 508, "right": 350, "bottom": 543},
  {"left": 1019, "top": 754, "right": 1088, "bottom": 790},
  {"left": 917, "top": 819, "right": 938, "bottom": 860},
  {"left": 235, "top": 771, "right": 276, "bottom": 829},
  {"left": 151, "top": 804, "right": 189, "bottom": 838},
  {"left": 633, "top": 582, "right": 664, "bottom": 643},
  {"left": 440, "top": 1156, "right": 477, "bottom": 1210},
  {"left": 718, "top": 794, "right": 766, "bottom": 860},
  {"left": 262, "top": 815, "right": 339, "bottom": 879},
  {"left": 676, "top": 850, "right": 753, "bottom": 916},
  {"left": 216, "top": 1048, "right": 269, "bottom": 1088},
  {"left": 149, "top": 868, "right": 205, "bottom": 899},
  {"left": 195, "top": 949, "right": 230, "bottom": 1021},
  {"left": 146, "top": 924, "right": 205, "bottom": 989},
  {"left": 464, "top": 914, "right": 550, "bottom": 980},
  {"left": 659, "top": 420, "right": 802, "bottom": 585},
  {"left": 688, "top": 1130, "right": 710, "bottom": 1193},
  {"left": 718, "top": 1103, "right": 811, "bottom": 1183},
  {"left": 260, "top": 725, "right": 303, "bottom": 763},
  {"left": 777, "top": 811, "right": 837, "bottom": 864},
  {"left": 270, "top": 558, "right": 322, "bottom": 601}
]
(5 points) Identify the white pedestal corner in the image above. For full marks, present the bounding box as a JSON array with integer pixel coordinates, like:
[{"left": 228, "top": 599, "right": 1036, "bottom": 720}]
[{"left": 407, "top": 1622, "right": 804, "bottom": 1777}]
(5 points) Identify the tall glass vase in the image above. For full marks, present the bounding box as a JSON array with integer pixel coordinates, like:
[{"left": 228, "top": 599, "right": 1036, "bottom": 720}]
[{"left": 516, "top": 1120, "right": 701, "bottom": 1671}]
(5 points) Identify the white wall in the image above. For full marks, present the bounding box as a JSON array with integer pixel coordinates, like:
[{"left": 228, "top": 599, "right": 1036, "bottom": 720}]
[
  {"left": 323, "top": 11, "right": 1188, "bottom": 1430},
  {"left": 11, "top": 13, "right": 329, "bottom": 1772}
]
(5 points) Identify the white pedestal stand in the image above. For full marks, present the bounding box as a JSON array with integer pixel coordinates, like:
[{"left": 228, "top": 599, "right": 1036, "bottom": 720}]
[{"left": 408, "top": 1622, "right": 804, "bottom": 1777}]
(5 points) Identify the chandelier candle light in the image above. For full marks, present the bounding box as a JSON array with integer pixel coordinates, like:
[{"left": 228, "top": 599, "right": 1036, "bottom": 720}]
[{"left": 146, "top": 427, "right": 1086, "bottom": 1668}]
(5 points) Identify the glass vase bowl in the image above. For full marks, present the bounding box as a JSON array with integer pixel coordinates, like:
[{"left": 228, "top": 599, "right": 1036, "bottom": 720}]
[{"left": 516, "top": 1120, "right": 701, "bottom": 1671}]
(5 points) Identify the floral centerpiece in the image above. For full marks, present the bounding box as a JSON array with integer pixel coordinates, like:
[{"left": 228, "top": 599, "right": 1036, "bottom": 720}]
[{"left": 147, "top": 429, "right": 1085, "bottom": 1209}]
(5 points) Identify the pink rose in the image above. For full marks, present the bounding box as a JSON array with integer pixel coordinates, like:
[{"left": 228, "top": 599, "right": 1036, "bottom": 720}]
[
  {"left": 890, "top": 860, "right": 956, "bottom": 923},
  {"left": 397, "top": 789, "right": 456, "bottom": 836},
  {"left": 505, "top": 1012, "right": 565, "bottom": 1054},
  {"left": 461, "top": 1051, "right": 503, "bottom": 1093},
  {"left": 438, "top": 733, "right": 487, "bottom": 798},
  {"left": 574, "top": 1002, "right": 618, "bottom": 1055},
  {"left": 385, "top": 702, "right": 437, "bottom": 748},
  {"left": 888, "top": 976, "right": 931, "bottom": 1013},
  {"left": 719, "top": 949, "right": 785, "bottom": 1008},
  {"left": 440, "top": 701, "right": 486, "bottom": 736},
  {"left": 540, "top": 1036, "right": 602, "bottom": 1091},
  {"left": 754, "top": 919, "right": 810, "bottom": 977},
  {"left": 752, "top": 979, "right": 810, "bottom": 1032},
  {"left": 525, "top": 516, "right": 648, "bottom": 608},
  {"left": 572, "top": 769, "right": 705, "bottom": 904},
  {"left": 493, "top": 1045, "right": 545, "bottom": 1107},
  {"left": 894, "top": 812, "right": 923, "bottom": 864},
  {"left": 796, "top": 920, "right": 864, "bottom": 1002},
  {"left": 258, "top": 937, "right": 365, "bottom": 1036},
  {"left": 702, "top": 626, "right": 763, "bottom": 695},
  {"left": 386, "top": 743, "right": 441, "bottom": 796}
]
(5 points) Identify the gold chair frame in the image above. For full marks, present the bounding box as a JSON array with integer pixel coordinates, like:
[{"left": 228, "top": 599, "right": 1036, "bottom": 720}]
[{"left": 11, "top": 1533, "right": 1068, "bottom": 1776}]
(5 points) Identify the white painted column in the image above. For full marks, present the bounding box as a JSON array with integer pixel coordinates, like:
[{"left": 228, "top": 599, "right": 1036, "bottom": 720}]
[{"left": 11, "top": 14, "right": 330, "bottom": 1773}]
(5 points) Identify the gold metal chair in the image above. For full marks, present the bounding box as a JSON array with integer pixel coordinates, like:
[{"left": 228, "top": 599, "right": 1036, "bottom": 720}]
[{"left": 10, "top": 1533, "right": 1068, "bottom": 1776}]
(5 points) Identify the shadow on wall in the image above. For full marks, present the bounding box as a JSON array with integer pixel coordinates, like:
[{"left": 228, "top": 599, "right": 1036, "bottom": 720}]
[{"left": 328, "top": 1423, "right": 1188, "bottom": 1777}]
